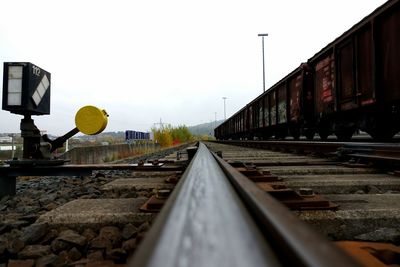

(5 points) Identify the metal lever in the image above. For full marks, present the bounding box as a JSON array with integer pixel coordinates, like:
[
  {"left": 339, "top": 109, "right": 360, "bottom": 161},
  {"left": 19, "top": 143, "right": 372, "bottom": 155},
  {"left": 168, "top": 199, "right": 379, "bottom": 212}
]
[{"left": 42, "top": 127, "right": 80, "bottom": 153}]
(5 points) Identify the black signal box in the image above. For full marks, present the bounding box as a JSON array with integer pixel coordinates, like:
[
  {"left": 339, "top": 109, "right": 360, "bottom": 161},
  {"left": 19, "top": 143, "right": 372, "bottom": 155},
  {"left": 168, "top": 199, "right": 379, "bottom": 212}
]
[{"left": 2, "top": 62, "right": 51, "bottom": 115}]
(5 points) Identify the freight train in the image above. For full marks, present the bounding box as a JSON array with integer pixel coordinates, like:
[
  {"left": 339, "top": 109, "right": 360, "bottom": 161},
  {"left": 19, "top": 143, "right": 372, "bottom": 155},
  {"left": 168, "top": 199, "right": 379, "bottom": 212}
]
[{"left": 215, "top": 0, "right": 400, "bottom": 141}]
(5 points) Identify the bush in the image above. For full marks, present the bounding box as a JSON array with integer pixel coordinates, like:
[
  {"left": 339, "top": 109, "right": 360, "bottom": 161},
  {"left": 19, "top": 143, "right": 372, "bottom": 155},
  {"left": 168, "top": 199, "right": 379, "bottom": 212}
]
[{"left": 152, "top": 125, "right": 193, "bottom": 147}]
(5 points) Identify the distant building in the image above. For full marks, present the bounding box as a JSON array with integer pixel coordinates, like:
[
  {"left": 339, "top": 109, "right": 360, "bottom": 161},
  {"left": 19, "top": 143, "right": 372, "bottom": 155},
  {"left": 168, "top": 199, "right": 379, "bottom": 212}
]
[
  {"left": 125, "top": 130, "right": 151, "bottom": 141},
  {"left": 0, "top": 145, "right": 16, "bottom": 151},
  {"left": 0, "top": 137, "right": 12, "bottom": 143}
]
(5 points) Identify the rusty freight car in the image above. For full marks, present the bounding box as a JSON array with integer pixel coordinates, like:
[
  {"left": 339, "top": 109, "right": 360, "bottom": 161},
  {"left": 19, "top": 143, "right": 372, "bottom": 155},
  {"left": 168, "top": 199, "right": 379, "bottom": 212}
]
[
  {"left": 215, "top": 64, "right": 313, "bottom": 140},
  {"left": 215, "top": 0, "right": 400, "bottom": 141},
  {"left": 308, "top": 0, "right": 400, "bottom": 140}
]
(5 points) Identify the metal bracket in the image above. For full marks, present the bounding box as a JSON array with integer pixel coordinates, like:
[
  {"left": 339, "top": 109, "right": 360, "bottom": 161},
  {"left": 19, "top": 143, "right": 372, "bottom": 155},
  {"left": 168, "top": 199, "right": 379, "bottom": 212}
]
[
  {"left": 236, "top": 165, "right": 338, "bottom": 210},
  {"left": 336, "top": 241, "right": 400, "bottom": 267}
]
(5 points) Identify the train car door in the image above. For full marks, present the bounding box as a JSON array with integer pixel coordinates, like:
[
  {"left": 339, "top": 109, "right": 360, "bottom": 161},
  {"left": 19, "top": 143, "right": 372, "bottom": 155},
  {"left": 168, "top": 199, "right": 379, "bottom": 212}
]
[
  {"left": 376, "top": 4, "right": 400, "bottom": 103},
  {"left": 314, "top": 53, "right": 336, "bottom": 117},
  {"left": 356, "top": 25, "right": 375, "bottom": 106},
  {"left": 289, "top": 72, "right": 302, "bottom": 123},
  {"left": 337, "top": 41, "right": 358, "bottom": 111},
  {"left": 270, "top": 92, "right": 277, "bottom": 126}
]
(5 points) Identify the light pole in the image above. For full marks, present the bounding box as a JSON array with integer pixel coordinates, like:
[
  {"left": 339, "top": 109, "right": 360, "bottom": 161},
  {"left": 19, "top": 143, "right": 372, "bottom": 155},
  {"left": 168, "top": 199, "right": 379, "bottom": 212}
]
[
  {"left": 222, "top": 97, "right": 227, "bottom": 121},
  {"left": 8, "top": 134, "right": 14, "bottom": 159},
  {"left": 258, "top": 33, "right": 268, "bottom": 92}
]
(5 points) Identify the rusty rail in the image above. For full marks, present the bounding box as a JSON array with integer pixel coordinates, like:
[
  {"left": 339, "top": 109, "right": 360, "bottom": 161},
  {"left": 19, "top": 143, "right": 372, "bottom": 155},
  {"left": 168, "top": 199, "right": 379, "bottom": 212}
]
[
  {"left": 213, "top": 140, "right": 345, "bottom": 154},
  {"left": 0, "top": 163, "right": 183, "bottom": 197},
  {"left": 338, "top": 143, "right": 400, "bottom": 166},
  {"left": 130, "top": 142, "right": 280, "bottom": 267},
  {"left": 130, "top": 142, "right": 362, "bottom": 267},
  {"left": 214, "top": 140, "right": 400, "bottom": 167}
]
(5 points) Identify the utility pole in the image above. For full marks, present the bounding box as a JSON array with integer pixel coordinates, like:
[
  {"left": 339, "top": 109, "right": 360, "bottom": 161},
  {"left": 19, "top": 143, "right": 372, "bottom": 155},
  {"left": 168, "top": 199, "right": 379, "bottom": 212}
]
[
  {"left": 222, "top": 97, "right": 227, "bottom": 121},
  {"left": 154, "top": 118, "right": 164, "bottom": 129},
  {"left": 8, "top": 134, "right": 15, "bottom": 159},
  {"left": 258, "top": 33, "right": 268, "bottom": 92}
]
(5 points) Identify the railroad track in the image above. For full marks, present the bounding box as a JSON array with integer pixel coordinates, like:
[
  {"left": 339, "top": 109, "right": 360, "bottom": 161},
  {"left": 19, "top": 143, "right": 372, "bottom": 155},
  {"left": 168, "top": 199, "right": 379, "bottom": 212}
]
[
  {"left": 131, "top": 141, "right": 400, "bottom": 267},
  {"left": 0, "top": 144, "right": 192, "bottom": 266},
  {"left": 206, "top": 141, "right": 400, "bottom": 264},
  {"left": 2, "top": 141, "right": 400, "bottom": 266},
  {"left": 131, "top": 142, "right": 361, "bottom": 267}
]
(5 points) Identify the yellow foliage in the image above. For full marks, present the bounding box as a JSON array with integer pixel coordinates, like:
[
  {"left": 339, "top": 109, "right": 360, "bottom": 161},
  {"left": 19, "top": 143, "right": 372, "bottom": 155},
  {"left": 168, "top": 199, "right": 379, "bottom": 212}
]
[{"left": 152, "top": 125, "right": 193, "bottom": 147}]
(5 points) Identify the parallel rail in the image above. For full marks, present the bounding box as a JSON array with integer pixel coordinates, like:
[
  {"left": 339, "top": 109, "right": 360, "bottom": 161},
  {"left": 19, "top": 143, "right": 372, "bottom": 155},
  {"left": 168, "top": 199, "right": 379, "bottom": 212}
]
[
  {"left": 214, "top": 140, "right": 400, "bottom": 166},
  {"left": 214, "top": 140, "right": 345, "bottom": 154},
  {"left": 130, "top": 142, "right": 361, "bottom": 267}
]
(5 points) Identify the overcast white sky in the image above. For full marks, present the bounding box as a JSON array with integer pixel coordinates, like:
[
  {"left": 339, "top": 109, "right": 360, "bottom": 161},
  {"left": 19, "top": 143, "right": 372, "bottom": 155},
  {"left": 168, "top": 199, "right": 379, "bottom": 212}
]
[{"left": 0, "top": 0, "right": 387, "bottom": 135}]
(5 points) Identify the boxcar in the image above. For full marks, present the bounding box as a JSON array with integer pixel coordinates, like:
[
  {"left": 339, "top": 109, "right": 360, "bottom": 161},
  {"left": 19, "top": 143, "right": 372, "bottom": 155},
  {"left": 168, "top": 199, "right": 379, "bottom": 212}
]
[
  {"left": 215, "top": 63, "right": 313, "bottom": 140},
  {"left": 215, "top": 0, "right": 400, "bottom": 141},
  {"left": 308, "top": 0, "right": 400, "bottom": 139},
  {"left": 287, "top": 64, "right": 314, "bottom": 139}
]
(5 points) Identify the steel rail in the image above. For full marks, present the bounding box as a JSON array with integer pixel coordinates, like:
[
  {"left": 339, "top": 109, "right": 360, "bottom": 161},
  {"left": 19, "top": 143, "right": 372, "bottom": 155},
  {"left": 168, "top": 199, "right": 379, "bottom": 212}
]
[
  {"left": 213, "top": 140, "right": 344, "bottom": 154},
  {"left": 0, "top": 163, "right": 184, "bottom": 198},
  {"left": 130, "top": 142, "right": 362, "bottom": 267},
  {"left": 334, "top": 143, "right": 400, "bottom": 167},
  {"left": 130, "top": 143, "right": 281, "bottom": 267},
  {"left": 339, "top": 143, "right": 400, "bottom": 156},
  {"left": 0, "top": 164, "right": 182, "bottom": 176},
  {"left": 210, "top": 145, "right": 362, "bottom": 267},
  {"left": 214, "top": 139, "right": 400, "bottom": 158}
]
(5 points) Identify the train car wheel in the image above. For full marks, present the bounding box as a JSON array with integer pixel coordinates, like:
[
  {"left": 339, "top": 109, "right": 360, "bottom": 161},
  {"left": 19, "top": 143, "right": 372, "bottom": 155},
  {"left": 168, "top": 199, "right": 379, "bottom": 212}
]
[
  {"left": 292, "top": 132, "right": 300, "bottom": 140},
  {"left": 290, "top": 126, "right": 300, "bottom": 140},
  {"left": 305, "top": 129, "right": 315, "bottom": 140},
  {"left": 318, "top": 129, "right": 330, "bottom": 140},
  {"left": 366, "top": 122, "right": 399, "bottom": 141},
  {"left": 335, "top": 129, "right": 354, "bottom": 141},
  {"left": 369, "top": 131, "right": 396, "bottom": 141}
]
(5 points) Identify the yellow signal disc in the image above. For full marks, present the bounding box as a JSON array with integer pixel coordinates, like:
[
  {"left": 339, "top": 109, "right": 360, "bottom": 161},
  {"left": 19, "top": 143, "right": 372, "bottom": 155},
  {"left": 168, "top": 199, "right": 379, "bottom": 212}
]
[{"left": 75, "top": 105, "right": 108, "bottom": 135}]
